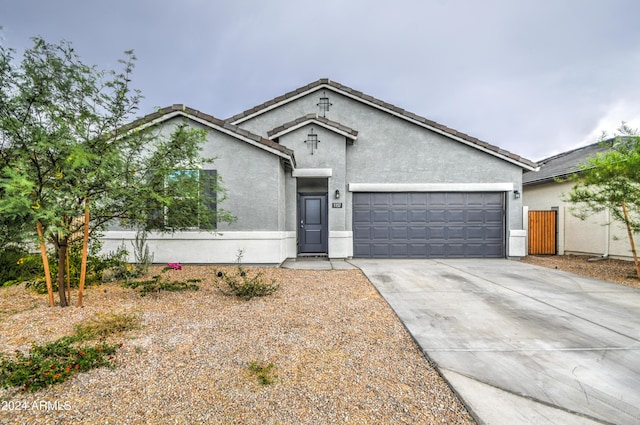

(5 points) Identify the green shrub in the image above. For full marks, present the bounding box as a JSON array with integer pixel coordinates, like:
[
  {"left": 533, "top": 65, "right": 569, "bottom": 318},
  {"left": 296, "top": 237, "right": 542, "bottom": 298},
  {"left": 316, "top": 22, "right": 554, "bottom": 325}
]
[
  {"left": 218, "top": 270, "right": 279, "bottom": 300},
  {"left": 73, "top": 312, "right": 141, "bottom": 341},
  {"left": 0, "top": 312, "right": 139, "bottom": 392},
  {"left": 122, "top": 268, "right": 200, "bottom": 297},
  {"left": 0, "top": 247, "right": 43, "bottom": 287},
  {"left": 216, "top": 249, "right": 279, "bottom": 300},
  {"left": 0, "top": 340, "right": 119, "bottom": 392}
]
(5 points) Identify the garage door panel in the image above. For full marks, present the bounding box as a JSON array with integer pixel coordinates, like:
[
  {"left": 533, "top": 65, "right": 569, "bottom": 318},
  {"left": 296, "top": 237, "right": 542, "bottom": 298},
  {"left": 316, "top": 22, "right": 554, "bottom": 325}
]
[
  {"left": 354, "top": 210, "right": 371, "bottom": 223},
  {"left": 467, "top": 210, "right": 486, "bottom": 223},
  {"left": 373, "top": 193, "right": 390, "bottom": 205},
  {"left": 353, "top": 192, "right": 505, "bottom": 258},
  {"left": 353, "top": 226, "right": 371, "bottom": 239},
  {"left": 429, "top": 210, "right": 446, "bottom": 223},
  {"left": 467, "top": 226, "right": 485, "bottom": 240},
  {"left": 446, "top": 193, "right": 466, "bottom": 206},
  {"left": 391, "top": 210, "right": 408, "bottom": 222},
  {"left": 372, "top": 227, "right": 389, "bottom": 240},
  {"left": 391, "top": 193, "right": 409, "bottom": 206},
  {"left": 389, "top": 226, "right": 407, "bottom": 239},
  {"left": 372, "top": 210, "right": 390, "bottom": 223},
  {"left": 446, "top": 209, "right": 465, "bottom": 223},
  {"left": 410, "top": 193, "right": 428, "bottom": 205},
  {"left": 353, "top": 243, "right": 371, "bottom": 257},
  {"left": 485, "top": 226, "right": 504, "bottom": 240},
  {"left": 372, "top": 244, "right": 390, "bottom": 257},
  {"left": 428, "top": 226, "right": 446, "bottom": 239},
  {"left": 428, "top": 243, "right": 446, "bottom": 257},
  {"left": 486, "top": 210, "right": 504, "bottom": 223},
  {"left": 428, "top": 193, "right": 447, "bottom": 206},
  {"left": 389, "top": 244, "right": 408, "bottom": 257},
  {"left": 409, "top": 244, "right": 427, "bottom": 257},
  {"left": 447, "top": 226, "right": 465, "bottom": 240},
  {"left": 409, "top": 210, "right": 427, "bottom": 222},
  {"left": 409, "top": 226, "right": 427, "bottom": 239}
]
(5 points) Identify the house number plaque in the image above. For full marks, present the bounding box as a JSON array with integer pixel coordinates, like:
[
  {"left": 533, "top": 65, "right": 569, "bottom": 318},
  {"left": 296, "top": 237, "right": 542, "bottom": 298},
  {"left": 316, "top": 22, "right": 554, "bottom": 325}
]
[{"left": 332, "top": 203, "right": 343, "bottom": 208}]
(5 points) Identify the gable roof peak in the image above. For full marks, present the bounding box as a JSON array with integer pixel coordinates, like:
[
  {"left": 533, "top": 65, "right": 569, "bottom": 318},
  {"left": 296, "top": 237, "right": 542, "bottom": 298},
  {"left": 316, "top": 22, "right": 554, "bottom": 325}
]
[
  {"left": 267, "top": 113, "right": 358, "bottom": 140},
  {"left": 227, "top": 79, "right": 537, "bottom": 170},
  {"left": 118, "top": 104, "right": 295, "bottom": 168}
]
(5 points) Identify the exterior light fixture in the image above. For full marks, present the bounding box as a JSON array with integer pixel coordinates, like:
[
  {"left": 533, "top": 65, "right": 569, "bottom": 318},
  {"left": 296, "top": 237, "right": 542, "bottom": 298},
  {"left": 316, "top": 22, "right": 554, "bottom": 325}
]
[
  {"left": 335, "top": 189, "right": 340, "bottom": 199},
  {"left": 514, "top": 189, "right": 521, "bottom": 199}
]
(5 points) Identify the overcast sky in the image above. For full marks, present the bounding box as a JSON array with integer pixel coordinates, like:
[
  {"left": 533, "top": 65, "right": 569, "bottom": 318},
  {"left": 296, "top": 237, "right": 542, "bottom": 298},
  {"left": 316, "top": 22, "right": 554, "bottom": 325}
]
[{"left": 2, "top": 0, "right": 639, "bottom": 161}]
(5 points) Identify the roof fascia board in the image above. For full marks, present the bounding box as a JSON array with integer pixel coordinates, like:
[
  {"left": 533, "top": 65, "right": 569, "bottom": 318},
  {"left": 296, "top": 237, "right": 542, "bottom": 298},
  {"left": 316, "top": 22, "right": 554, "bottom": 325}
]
[
  {"left": 230, "top": 88, "right": 321, "bottom": 125},
  {"left": 232, "top": 84, "right": 536, "bottom": 171},
  {"left": 270, "top": 118, "right": 357, "bottom": 141},
  {"left": 118, "top": 110, "right": 294, "bottom": 164}
]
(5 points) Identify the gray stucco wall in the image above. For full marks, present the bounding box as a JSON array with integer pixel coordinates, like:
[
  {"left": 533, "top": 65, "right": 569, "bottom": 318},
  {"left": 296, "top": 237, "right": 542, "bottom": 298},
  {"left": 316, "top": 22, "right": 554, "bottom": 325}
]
[
  {"left": 279, "top": 124, "right": 348, "bottom": 231},
  {"left": 162, "top": 118, "right": 285, "bottom": 231},
  {"left": 235, "top": 89, "right": 525, "bottom": 232}
]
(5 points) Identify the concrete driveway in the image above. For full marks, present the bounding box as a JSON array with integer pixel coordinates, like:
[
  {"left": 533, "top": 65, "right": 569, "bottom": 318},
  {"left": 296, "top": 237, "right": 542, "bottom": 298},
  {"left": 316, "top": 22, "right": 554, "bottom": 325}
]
[{"left": 350, "top": 259, "right": 640, "bottom": 425}]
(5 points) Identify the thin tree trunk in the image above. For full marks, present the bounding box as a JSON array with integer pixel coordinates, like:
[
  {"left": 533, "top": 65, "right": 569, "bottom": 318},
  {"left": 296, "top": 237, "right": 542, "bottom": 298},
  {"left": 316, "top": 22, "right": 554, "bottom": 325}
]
[
  {"left": 621, "top": 202, "right": 640, "bottom": 279},
  {"left": 78, "top": 198, "right": 90, "bottom": 307},
  {"left": 66, "top": 247, "right": 71, "bottom": 304},
  {"left": 36, "top": 220, "right": 55, "bottom": 307},
  {"left": 57, "top": 239, "right": 69, "bottom": 307}
]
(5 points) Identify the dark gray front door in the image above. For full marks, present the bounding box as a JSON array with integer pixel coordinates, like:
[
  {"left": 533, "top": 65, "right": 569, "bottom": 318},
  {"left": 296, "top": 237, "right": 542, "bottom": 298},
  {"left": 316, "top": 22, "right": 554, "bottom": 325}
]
[
  {"left": 298, "top": 194, "right": 328, "bottom": 254},
  {"left": 353, "top": 192, "right": 505, "bottom": 258}
]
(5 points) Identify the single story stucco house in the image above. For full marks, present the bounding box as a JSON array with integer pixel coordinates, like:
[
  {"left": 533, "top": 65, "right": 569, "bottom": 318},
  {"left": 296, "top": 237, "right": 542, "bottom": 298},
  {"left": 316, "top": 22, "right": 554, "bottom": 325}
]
[
  {"left": 523, "top": 139, "right": 634, "bottom": 260},
  {"left": 103, "top": 79, "right": 537, "bottom": 264}
]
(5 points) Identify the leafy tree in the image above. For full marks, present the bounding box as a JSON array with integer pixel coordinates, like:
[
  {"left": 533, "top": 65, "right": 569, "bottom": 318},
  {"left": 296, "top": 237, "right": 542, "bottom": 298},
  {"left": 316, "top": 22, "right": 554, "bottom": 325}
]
[
  {"left": 565, "top": 123, "right": 640, "bottom": 277},
  {"left": 0, "top": 36, "right": 234, "bottom": 307}
]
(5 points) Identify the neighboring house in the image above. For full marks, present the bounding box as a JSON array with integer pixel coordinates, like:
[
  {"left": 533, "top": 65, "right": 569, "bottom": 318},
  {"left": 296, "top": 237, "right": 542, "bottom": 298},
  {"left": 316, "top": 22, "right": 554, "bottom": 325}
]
[
  {"left": 523, "top": 139, "right": 634, "bottom": 260},
  {"left": 103, "top": 79, "right": 537, "bottom": 263}
]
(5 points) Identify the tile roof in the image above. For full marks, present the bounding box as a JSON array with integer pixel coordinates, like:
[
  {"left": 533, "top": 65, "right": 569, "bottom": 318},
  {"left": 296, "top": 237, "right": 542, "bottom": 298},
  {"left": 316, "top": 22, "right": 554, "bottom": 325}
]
[
  {"left": 267, "top": 113, "right": 358, "bottom": 140},
  {"left": 227, "top": 78, "right": 537, "bottom": 170},
  {"left": 118, "top": 104, "right": 296, "bottom": 167},
  {"left": 523, "top": 140, "right": 613, "bottom": 185}
]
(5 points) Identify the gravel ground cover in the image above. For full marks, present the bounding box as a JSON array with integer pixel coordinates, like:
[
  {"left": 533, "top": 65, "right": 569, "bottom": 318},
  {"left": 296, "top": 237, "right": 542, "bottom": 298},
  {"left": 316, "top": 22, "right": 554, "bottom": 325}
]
[
  {"left": 521, "top": 254, "right": 640, "bottom": 289},
  {"left": 0, "top": 266, "right": 474, "bottom": 425}
]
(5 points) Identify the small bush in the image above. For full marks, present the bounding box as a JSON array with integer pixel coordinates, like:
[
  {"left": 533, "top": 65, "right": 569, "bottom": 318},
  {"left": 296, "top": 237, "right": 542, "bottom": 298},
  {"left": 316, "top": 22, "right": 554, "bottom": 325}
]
[
  {"left": 0, "top": 247, "right": 42, "bottom": 287},
  {"left": 122, "top": 268, "right": 200, "bottom": 297},
  {"left": 247, "top": 360, "right": 276, "bottom": 386},
  {"left": 73, "top": 312, "right": 141, "bottom": 341},
  {"left": 218, "top": 271, "right": 279, "bottom": 300},
  {"left": 0, "top": 340, "right": 119, "bottom": 392},
  {"left": 216, "top": 249, "right": 279, "bottom": 300},
  {"left": 0, "top": 312, "right": 138, "bottom": 392}
]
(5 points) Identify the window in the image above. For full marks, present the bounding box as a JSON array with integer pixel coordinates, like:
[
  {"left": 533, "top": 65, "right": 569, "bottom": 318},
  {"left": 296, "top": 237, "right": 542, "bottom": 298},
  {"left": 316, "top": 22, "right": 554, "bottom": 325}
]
[{"left": 150, "top": 169, "right": 217, "bottom": 230}]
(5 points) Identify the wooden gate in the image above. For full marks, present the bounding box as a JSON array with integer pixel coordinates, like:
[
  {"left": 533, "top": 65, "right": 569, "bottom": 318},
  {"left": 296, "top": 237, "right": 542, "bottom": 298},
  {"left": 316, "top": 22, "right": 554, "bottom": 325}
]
[{"left": 528, "top": 210, "right": 557, "bottom": 255}]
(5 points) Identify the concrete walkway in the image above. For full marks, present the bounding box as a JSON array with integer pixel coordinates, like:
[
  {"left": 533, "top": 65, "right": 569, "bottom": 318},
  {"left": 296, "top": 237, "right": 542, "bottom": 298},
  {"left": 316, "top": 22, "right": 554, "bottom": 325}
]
[
  {"left": 350, "top": 259, "right": 640, "bottom": 425},
  {"left": 281, "top": 258, "right": 357, "bottom": 270}
]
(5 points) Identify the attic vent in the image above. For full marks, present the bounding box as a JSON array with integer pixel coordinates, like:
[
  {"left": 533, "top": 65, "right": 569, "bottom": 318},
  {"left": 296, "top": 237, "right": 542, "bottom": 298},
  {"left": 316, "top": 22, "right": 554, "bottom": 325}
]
[
  {"left": 317, "top": 91, "right": 332, "bottom": 117},
  {"left": 305, "top": 128, "right": 320, "bottom": 155}
]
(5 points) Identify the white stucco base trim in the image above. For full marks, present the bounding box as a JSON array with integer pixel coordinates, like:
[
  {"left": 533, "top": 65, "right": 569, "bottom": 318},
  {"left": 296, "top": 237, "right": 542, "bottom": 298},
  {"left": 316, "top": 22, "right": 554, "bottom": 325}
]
[
  {"left": 101, "top": 231, "right": 296, "bottom": 264},
  {"left": 508, "top": 229, "right": 527, "bottom": 257},
  {"left": 348, "top": 182, "right": 515, "bottom": 192},
  {"left": 328, "top": 231, "right": 353, "bottom": 258}
]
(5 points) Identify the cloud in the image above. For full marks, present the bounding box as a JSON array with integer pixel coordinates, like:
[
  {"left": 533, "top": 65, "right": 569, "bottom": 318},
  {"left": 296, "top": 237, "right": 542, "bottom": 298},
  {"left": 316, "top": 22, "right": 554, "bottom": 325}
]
[{"left": 2, "top": 0, "right": 640, "bottom": 162}]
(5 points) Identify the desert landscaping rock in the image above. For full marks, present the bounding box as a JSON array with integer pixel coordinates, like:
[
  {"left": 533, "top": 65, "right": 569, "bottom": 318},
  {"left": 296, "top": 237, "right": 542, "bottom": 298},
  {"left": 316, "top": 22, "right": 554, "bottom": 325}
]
[{"left": 0, "top": 266, "right": 474, "bottom": 424}]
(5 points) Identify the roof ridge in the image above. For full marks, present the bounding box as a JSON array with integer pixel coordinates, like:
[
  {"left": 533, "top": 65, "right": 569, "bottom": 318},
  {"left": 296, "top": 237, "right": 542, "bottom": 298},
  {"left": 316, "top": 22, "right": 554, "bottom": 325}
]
[
  {"left": 267, "top": 113, "right": 358, "bottom": 138},
  {"left": 118, "top": 104, "right": 295, "bottom": 162},
  {"left": 226, "top": 79, "right": 537, "bottom": 170}
]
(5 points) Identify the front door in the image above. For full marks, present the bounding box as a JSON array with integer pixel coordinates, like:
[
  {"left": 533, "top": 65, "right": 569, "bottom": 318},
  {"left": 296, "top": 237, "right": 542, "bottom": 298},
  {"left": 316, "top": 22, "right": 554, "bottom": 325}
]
[{"left": 298, "top": 194, "right": 328, "bottom": 254}]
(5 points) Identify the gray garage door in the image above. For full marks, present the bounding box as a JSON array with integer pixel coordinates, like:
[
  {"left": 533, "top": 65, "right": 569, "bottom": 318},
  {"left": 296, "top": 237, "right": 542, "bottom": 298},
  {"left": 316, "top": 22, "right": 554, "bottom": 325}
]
[{"left": 353, "top": 192, "right": 505, "bottom": 258}]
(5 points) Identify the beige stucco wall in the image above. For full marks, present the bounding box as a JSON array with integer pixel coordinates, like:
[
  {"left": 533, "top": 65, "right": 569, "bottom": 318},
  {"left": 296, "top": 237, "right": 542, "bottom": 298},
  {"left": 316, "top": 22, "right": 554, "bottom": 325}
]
[{"left": 524, "top": 181, "right": 633, "bottom": 259}]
